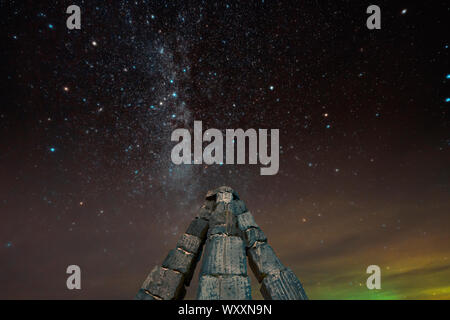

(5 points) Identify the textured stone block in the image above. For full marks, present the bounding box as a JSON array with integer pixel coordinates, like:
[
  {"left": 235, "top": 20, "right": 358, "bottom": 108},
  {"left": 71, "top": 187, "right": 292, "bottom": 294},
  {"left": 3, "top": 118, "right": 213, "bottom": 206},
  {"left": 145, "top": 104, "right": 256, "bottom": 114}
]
[
  {"left": 186, "top": 218, "right": 209, "bottom": 240},
  {"left": 162, "top": 248, "right": 194, "bottom": 275},
  {"left": 135, "top": 288, "right": 159, "bottom": 300},
  {"left": 197, "top": 275, "right": 252, "bottom": 300},
  {"left": 217, "top": 191, "right": 233, "bottom": 203},
  {"left": 197, "top": 205, "right": 212, "bottom": 220},
  {"left": 244, "top": 227, "right": 267, "bottom": 248},
  {"left": 206, "top": 186, "right": 239, "bottom": 200},
  {"left": 176, "top": 233, "right": 202, "bottom": 255},
  {"left": 207, "top": 224, "right": 227, "bottom": 237},
  {"left": 208, "top": 220, "right": 240, "bottom": 237},
  {"left": 200, "top": 235, "right": 247, "bottom": 276},
  {"left": 141, "top": 266, "right": 184, "bottom": 300},
  {"left": 213, "top": 202, "right": 228, "bottom": 214},
  {"left": 261, "top": 268, "right": 308, "bottom": 300},
  {"left": 228, "top": 199, "right": 247, "bottom": 215},
  {"left": 236, "top": 211, "right": 259, "bottom": 231},
  {"left": 248, "top": 243, "right": 284, "bottom": 282},
  {"left": 209, "top": 205, "right": 239, "bottom": 228},
  {"left": 209, "top": 209, "right": 227, "bottom": 226},
  {"left": 204, "top": 199, "right": 216, "bottom": 210}
]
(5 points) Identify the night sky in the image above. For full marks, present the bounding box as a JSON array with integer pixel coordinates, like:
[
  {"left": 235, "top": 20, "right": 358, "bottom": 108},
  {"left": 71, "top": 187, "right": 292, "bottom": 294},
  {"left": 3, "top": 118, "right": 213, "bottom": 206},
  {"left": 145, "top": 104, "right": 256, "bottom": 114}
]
[{"left": 1, "top": 1, "right": 449, "bottom": 299}]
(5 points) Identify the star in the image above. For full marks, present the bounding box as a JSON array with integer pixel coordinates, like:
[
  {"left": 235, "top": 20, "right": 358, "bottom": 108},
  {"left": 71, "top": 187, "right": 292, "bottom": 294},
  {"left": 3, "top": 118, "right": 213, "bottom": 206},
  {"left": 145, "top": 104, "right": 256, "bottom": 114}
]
[{"left": 1, "top": 0, "right": 448, "bottom": 300}]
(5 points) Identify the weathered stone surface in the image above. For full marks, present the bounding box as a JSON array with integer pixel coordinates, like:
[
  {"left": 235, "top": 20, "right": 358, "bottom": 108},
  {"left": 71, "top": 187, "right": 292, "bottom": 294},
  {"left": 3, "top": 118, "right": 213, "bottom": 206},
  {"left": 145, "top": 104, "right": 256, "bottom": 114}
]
[
  {"left": 197, "top": 205, "right": 212, "bottom": 220},
  {"left": 162, "top": 248, "right": 194, "bottom": 275},
  {"left": 194, "top": 242, "right": 204, "bottom": 264},
  {"left": 135, "top": 288, "right": 159, "bottom": 300},
  {"left": 208, "top": 211, "right": 241, "bottom": 236},
  {"left": 207, "top": 223, "right": 240, "bottom": 237},
  {"left": 207, "top": 199, "right": 245, "bottom": 236},
  {"left": 248, "top": 243, "right": 284, "bottom": 282},
  {"left": 176, "top": 233, "right": 202, "bottom": 255},
  {"left": 228, "top": 199, "right": 247, "bottom": 215},
  {"left": 197, "top": 199, "right": 216, "bottom": 220},
  {"left": 197, "top": 275, "right": 252, "bottom": 300},
  {"left": 209, "top": 205, "right": 239, "bottom": 228},
  {"left": 236, "top": 211, "right": 259, "bottom": 231},
  {"left": 206, "top": 186, "right": 240, "bottom": 200},
  {"left": 209, "top": 209, "right": 227, "bottom": 226},
  {"left": 204, "top": 199, "right": 216, "bottom": 210},
  {"left": 261, "top": 268, "right": 308, "bottom": 300},
  {"left": 141, "top": 266, "right": 184, "bottom": 300},
  {"left": 135, "top": 187, "right": 309, "bottom": 301},
  {"left": 200, "top": 235, "right": 247, "bottom": 276},
  {"left": 207, "top": 224, "right": 227, "bottom": 237},
  {"left": 213, "top": 202, "right": 228, "bottom": 215},
  {"left": 217, "top": 191, "right": 233, "bottom": 203},
  {"left": 244, "top": 227, "right": 267, "bottom": 248},
  {"left": 186, "top": 218, "right": 209, "bottom": 240}
]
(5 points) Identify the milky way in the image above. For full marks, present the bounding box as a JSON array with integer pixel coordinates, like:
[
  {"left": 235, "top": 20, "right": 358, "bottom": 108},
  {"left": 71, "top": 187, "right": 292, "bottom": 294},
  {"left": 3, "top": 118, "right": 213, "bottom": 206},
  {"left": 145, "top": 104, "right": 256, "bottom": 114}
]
[{"left": 1, "top": 1, "right": 449, "bottom": 299}]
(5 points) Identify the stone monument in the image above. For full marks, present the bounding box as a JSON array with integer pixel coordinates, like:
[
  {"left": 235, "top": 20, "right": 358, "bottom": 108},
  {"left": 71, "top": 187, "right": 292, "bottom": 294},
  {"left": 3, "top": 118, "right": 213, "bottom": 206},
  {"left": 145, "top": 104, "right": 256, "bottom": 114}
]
[{"left": 135, "top": 186, "right": 308, "bottom": 300}]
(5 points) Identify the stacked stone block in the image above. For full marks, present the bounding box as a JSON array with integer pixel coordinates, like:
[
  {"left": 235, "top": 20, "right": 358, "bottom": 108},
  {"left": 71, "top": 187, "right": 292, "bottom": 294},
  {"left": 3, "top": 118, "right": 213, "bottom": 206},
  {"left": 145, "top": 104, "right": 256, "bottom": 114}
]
[
  {"left": 236, "top": 210, "right": 308, "bottom": 300},
  {"left": 135, "top": 203, "right": 211, "bottom": 300},
  {"left": 197, "top": 187, "right": 252, "bottom": 300},
  {"left": 136, "top": 186, "right": 308, "bottom": 300}
]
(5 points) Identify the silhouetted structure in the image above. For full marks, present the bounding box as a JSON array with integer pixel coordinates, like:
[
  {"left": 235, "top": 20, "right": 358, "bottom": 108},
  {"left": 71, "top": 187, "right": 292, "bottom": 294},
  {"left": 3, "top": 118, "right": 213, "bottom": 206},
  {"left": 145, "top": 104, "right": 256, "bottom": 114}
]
[{"left": 135, "top": 186, "right": 308, "bottom": 300}]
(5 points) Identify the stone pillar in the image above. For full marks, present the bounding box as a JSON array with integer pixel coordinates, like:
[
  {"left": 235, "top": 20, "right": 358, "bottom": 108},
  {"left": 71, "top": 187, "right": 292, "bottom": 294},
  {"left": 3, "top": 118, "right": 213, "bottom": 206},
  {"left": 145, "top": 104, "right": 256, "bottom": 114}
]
[
  {"left": 197, "top": 187, "right": 252, "bottom": 300},
  {"left": 237, "top": 211, "right": 308, "bottom": 300},
  {"left": 135, "top": 202, "right": 210, "bottom": 300},
  {"left": 135, "top": 186, "right": 308, "bottom": 300}
]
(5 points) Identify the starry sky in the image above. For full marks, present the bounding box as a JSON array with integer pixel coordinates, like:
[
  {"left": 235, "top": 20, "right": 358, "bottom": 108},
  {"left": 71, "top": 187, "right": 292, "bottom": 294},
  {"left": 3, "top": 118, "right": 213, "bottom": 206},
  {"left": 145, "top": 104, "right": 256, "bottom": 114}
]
[{"left": 1, "top": 1, "right": 449, "bottom": 299}]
